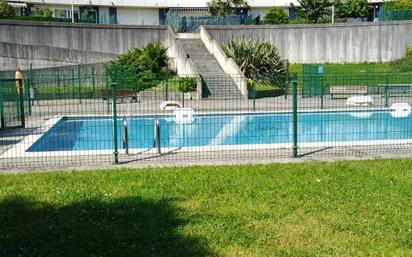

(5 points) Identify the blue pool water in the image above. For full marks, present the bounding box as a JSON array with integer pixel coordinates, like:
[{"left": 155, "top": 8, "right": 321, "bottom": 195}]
[{"left": 27, "top": 111, "right": 412, "bottom": 152}]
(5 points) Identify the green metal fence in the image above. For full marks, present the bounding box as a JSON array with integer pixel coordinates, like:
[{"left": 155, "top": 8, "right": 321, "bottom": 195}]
[
  {"left": 379, "top": 8, "right": 412, "bottom": 21},
  {"left": 166, "top": 11, "right": 240, "bottom": 32},
  {"left": 302, "top": 64, "right": 324, "bottom": 97},
  {"left": 2, "top": 64, "right": 412, "bottom": 169},
  {"left": 0, "top": 79, "right": 30, "bottom": 128}
]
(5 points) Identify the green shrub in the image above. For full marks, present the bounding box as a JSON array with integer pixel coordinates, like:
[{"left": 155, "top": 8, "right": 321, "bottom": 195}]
[
  {"left": 80, "top": 8, "right": 95, "bottom": 23},
  {"left": 10, "top": 15, "right": 70, "bottom": 22},
  {"left": 223, "top": 37, "right": 287, "bottom": 78},
  {"left": 384, "top": 0, "right": 412, "bottom": 11},
  {"left": 288, "top": 16, "right": 311, "bottom": 24},
  {"left": 178, "top": 77, "right": 197, "bottom": 92},
  {"left": 0, "top": 0, "right": 15, "bottom": 18},
  {"left": 135, "top": 42, "right": 168, "bottom": 74},
  {"left": 263, "top": 7, "right": 288, "bottom": 24},
  {"left": 208, "top": 0, "right": 248, "bottom": 16},
  {"left": 30, "top": 7, "right": 53, "bottom": 18},
  {"left": 337, "top": 0, "right": 369, "bottom": 18},
  {"left": 390, "top": 46, "right": 412, "bottom": 72},
  {"left": 297, "top": 0, "right": 332, "bottom": 23},
  {"left": 107, "top": 42, "right": 169, "bottom": 92}
]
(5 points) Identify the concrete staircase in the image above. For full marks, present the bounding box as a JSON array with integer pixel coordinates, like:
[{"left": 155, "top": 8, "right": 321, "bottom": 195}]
[{"left": 179, "top": 38, "right": 244, "bottom": 99}]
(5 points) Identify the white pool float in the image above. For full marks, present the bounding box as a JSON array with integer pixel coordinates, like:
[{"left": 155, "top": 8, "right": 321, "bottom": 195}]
[
  {"left": 390, "top": 103, "right": 411, "bottom": 118},
  {"left": 174, "top": 108, "right": 194, "bottom": 124},
  {"left": 346, "top": 95, "right": 373, "bottom": 106},
  {"left": 160, "top": 101, "right": 182, "bottom": 110}
]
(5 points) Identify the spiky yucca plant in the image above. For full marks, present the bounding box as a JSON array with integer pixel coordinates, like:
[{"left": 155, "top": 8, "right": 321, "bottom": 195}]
[{"left": 223, "top": 37, "right": 287, "bottom": 78}]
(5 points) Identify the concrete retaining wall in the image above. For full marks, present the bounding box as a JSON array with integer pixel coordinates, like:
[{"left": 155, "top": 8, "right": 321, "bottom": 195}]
[
  {"left": 0, "top": 20, "right": 167, "bottom": 70},
  {"left": 204, "top": 21, "right": 412, "bottom": 63},
  {"left": 165, "top": 28, "right": 202, "bottom": 99},
  {"left": 0, "top": 57, "right": 73, "bottom": 70},
  {"left": 0, "top": 42, "right": 116, "bottom": 65},
  {"left": 0, "top": 20, "right": 167, "bottom": 54}
]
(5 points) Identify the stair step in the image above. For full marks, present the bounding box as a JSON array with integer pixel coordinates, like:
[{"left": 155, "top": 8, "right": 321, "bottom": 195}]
[{"left": 180, "top": 38, "right": 243, "bottom": 98}]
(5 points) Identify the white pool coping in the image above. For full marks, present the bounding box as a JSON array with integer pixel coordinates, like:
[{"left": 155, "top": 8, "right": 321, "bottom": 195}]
[{"left": 2, "top": 109, "right": 412, "bottom": 159}]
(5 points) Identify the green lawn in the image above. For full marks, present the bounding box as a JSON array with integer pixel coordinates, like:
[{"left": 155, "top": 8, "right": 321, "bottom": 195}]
[
  {"left": 252, "top": 83, "right": 282, "bottom": 91},
  {"left": 144, "top": 76, "right": 182, "bottom": 92},
  {"left": 1, "top": 160, "right": 412, "bottom": 257},
  {"left": 289, "top": 62, "right": 398, "bottom": 75},
  {"left": 288, "top": 63, "right": 412, "bottom": 88}
]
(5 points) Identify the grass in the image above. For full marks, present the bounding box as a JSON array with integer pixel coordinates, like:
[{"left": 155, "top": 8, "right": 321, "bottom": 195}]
[
  {"left": 288, "top": 63, "right": 412, "bottom": 89},
  {"left": 289, "top": 62, "right": 399, "bottom": 75},
  {"left": 1, "top": 159, "right": 412, "bottom": 257},
  {"left": 145, "top": 76, "right": 182, "bottom": 92},
  {"left": 250, "top": 83, "right": 282, "bottom": 91}
]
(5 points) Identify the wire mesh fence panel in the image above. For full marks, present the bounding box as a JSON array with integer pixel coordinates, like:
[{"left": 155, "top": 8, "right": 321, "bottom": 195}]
[
  {"left": 0, "top": 79, "right": 29, "bottom": 128},
  {"left": 0, "top": 64, "right": 113, "bottom": 169},
  {"left": 116, "top": 73, "right": 296, "bottom": 165},
  {"left": 2, "top": 63, "right": 412, "bottom": 169},
  {"left": 379, "top": 8, "right": 412, "bottom": 21},
  {"left": 294, "top": 72, "right": 412, "bottom": 158}
]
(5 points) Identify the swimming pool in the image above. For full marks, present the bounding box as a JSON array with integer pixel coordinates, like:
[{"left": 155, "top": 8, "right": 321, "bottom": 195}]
[{"left": 25, "top": 110, "right": 412, "bottom": 153}]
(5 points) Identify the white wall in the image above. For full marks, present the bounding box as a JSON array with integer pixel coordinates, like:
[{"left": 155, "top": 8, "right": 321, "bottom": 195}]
[{"left": 117, "top": 8, "right": 159, "bottom": 25}]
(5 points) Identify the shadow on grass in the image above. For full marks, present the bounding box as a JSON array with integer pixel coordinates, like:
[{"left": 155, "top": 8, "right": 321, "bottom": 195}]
[{"left": 0, "top": 196, "right": 215, "bottom": 257}]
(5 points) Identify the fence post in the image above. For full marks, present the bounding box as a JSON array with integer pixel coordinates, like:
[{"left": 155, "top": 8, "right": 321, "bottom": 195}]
[
  {"left": 28, "top": 63, "right": 32, "bottom": 114},
  {"left": 105, "top": 71, "right": 110, "bottom": 114},
  {"left": 111, "top": 82, "right": 119, "bottom": 164},
  {"left": 165, "top": 76, "right": 169, "bottom": 101},
  {"left": 72, "top": 68, "right": 75, "bottom": 99},
  {"left": 154, "top": 117, "right": 161, "bottom": 154},
  {"left": 320, "top": 76, "right": 324, "bottom": 110},
  {"left": 0, "top": 84, "right": 4, "bottom": 128},
  {"left": 77, "top": 65, "right": 81, "bottom": 104},
  {"left": 57, "top": 69, "right": 60, "bottom": 96},
  {"left": 92, "top": 67, "right": 96, "bottom": 98},
  {"left": 252, "top": 81, "right": 256, "bottom": 111},
  {"left": 292, "top": 73, "right": 298, "bottom": 158},
  {"left": 384, "top": 75, "right": 389, "bottom": 108},
  {"left": 18, "top": 79, "right": 25, "bottom": 128},
  {"left": 284, "top": 60, "right": 289, "bottom": 99}
]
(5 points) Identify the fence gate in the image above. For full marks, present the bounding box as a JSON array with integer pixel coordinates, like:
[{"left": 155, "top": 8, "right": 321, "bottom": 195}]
[{"left": 0, "top": 79, "right": 29, "bottom": 128}]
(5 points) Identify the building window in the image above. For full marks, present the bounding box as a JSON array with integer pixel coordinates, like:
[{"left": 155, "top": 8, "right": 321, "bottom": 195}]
[{"left": 53, "top": 9, "right": 68, "bottom": 18}]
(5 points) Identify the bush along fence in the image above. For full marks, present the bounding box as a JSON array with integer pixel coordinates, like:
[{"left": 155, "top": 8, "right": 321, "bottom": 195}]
[{"left": 2, "top": 63, "right": 412, "bottom": 169}]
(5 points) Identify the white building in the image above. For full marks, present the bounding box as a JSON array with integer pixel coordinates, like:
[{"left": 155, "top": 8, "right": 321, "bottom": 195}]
[
  {"left": 6, "top": 0, "right": 302, "bottom": 25},
  {"left": 7, "top": 0, "right": 385, "bottom": 25}
]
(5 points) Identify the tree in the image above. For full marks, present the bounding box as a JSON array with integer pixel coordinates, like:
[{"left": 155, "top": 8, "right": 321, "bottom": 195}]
[
  {"left": 208, "top": 0, "right": 248, "bottom": 16},
  {"left": 263, "top": 7, "right": 289, "bottom": 24},
  {"left": 0, "top": 0, "right": 15, "bottom": 18},
  {"left": 297, "top": 0, "right": 333, "bottom": 23},
  {"left": 337, "top": 0, "right": 369, "bottom": 18}
]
